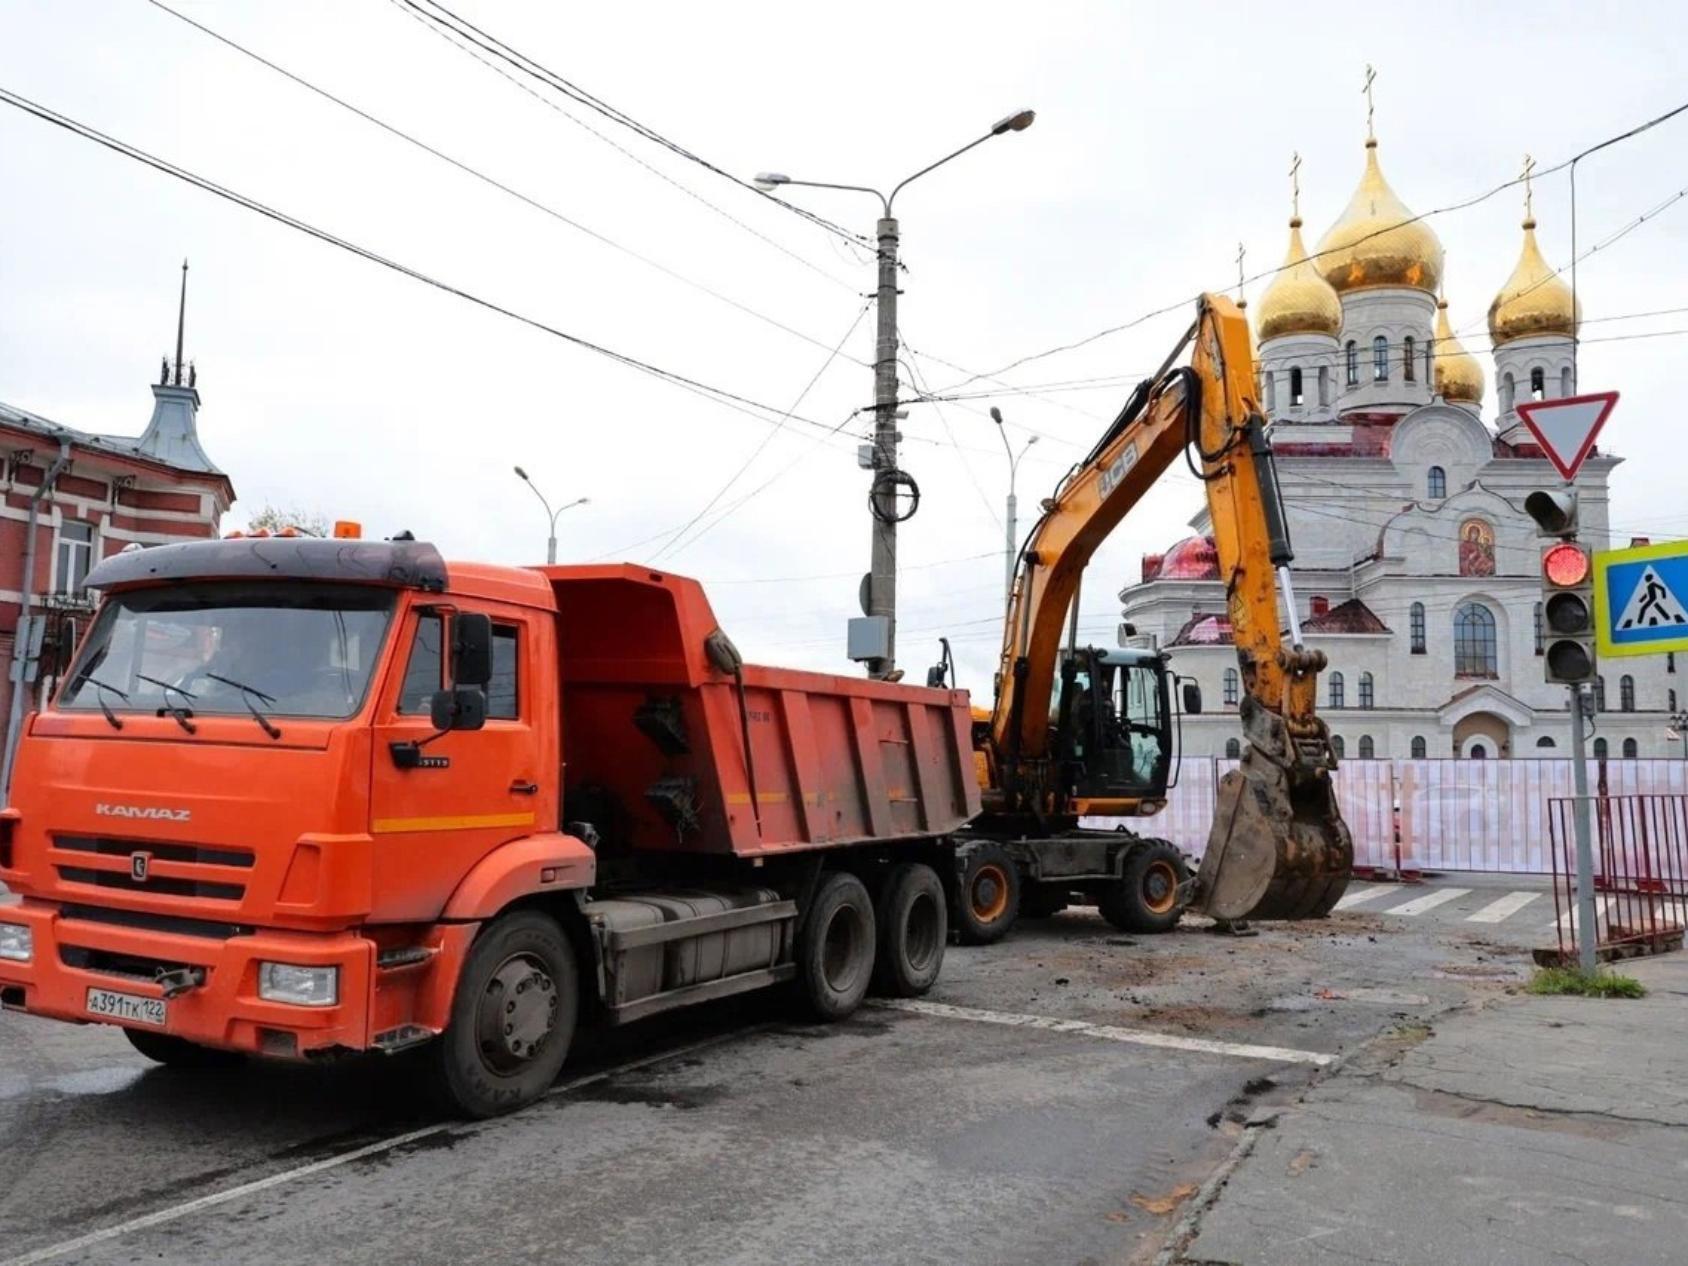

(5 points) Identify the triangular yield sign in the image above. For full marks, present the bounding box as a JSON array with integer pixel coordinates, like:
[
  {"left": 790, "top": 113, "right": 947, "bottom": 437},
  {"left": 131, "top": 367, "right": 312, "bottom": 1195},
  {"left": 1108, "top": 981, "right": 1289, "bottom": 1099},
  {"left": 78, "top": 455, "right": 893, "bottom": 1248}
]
[
  {"left": 1616, "top": 564, "right": 1688, "bottom": 631},
  {"left": 1516, "top": 391, "right": 1618, "bottom": 482}
]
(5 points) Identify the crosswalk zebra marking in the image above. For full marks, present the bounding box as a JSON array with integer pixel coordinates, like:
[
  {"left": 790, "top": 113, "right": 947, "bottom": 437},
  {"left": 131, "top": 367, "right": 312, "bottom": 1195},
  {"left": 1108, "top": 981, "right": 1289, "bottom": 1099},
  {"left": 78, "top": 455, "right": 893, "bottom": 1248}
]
[
  {"left": 1334, "top": 885, "right": 1392, "bottom": 910},
  {"left": 1385, "top": 887, "right": 1472, "bottom": 917},
  {"left": 1466, "top": 891, "right": 1541, "bottom": 924}
]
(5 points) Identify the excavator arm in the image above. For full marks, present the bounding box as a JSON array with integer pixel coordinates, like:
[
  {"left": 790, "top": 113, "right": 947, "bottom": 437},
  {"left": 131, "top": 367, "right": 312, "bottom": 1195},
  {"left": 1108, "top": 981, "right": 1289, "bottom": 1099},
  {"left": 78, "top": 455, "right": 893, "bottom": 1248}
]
[{"left": 987, "top": 294, "right": 1352, "bottom": 920}]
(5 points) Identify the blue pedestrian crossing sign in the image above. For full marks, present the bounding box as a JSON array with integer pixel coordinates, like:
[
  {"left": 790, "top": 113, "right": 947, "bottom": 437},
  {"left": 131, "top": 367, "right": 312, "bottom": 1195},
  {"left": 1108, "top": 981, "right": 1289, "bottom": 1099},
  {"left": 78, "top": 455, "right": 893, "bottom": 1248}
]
[{"left": 1594, "top": 540, "right": 1688, "bottom": 657}]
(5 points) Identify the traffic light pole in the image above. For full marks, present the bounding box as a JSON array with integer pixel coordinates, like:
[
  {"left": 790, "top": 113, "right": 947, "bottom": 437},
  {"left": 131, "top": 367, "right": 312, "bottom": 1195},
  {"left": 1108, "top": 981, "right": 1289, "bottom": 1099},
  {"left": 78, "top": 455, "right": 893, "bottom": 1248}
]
[{"left": 1567, "top": 682, "right": 1599, "bottom": 973}]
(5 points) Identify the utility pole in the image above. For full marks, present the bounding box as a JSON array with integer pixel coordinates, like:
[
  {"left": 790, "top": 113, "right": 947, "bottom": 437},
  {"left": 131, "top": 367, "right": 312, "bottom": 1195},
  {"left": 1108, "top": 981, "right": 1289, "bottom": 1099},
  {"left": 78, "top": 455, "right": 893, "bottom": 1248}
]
[
  {"left": 990, "top": 406, "right": 1036, "bottom": 603},
  {"left": 1567, "top": 682, "right": 1599, "bottom": 972},
  {"left": 756, "top": 108, "right": 1035, "bottom": 680}
]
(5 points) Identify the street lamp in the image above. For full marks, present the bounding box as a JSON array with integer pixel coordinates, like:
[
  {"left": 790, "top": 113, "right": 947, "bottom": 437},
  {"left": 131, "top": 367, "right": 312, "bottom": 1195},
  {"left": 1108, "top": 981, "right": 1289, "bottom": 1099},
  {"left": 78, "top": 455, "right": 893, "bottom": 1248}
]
[
  {"left": 513, "top": 466, "right": 588, "bottom": 565},
  {"left": 990, "top": 406, "right": 1037, "bottom": 604},
  {"left": 755, "top": 108, "right": 1035, "bottom": 681}
]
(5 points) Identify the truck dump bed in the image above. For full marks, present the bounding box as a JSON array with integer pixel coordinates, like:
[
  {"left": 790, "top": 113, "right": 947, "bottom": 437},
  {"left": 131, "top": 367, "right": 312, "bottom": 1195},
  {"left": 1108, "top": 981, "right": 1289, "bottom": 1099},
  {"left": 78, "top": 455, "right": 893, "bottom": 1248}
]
[{"left": 547, "top": 566, "right": 980, "bottom": 857}]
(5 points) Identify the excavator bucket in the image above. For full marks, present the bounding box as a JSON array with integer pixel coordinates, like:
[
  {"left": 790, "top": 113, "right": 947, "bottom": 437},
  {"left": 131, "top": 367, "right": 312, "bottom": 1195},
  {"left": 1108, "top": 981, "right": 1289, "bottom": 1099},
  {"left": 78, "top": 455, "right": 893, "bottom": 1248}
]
[{"left": 1193, "top": 745, "right": 1354, "bottom": 922}]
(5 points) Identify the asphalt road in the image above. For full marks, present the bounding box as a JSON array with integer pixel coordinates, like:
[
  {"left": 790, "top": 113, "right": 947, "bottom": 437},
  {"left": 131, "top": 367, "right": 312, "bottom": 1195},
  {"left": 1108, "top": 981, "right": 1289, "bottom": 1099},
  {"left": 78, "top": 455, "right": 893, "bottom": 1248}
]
[{"left": 0, "top": 882, "right": 1539, "bottom": 1266}]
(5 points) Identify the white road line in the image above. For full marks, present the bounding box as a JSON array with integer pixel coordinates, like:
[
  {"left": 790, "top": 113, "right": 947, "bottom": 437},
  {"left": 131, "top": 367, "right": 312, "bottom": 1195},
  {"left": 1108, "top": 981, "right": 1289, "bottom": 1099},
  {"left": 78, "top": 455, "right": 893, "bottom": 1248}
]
[
  {"left": 872, "top": 998, "right": 1335, "bottom": 1068},
  {"left": 0, "top": 1029, "right": 755, "bottom": 1266},
  {"left": 1546, "top": 895, "right": 1613, "bottom": 933},
  {"left": 1333, "top": 885, "right": 1391, "bottom": 910},
  {"left": 1465, "top": 891, "right": 1542, "bottom": 924},
  {"left": 1384, "top": 887, "right": 1472, "bottom": 917}
]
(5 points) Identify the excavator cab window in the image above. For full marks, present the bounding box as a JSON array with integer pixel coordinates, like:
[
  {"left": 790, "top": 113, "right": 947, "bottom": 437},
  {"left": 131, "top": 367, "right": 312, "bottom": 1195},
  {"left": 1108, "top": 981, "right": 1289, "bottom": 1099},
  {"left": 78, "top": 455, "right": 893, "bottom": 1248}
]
[{"left": 1056, "top": 649, "right": 1171, "bottom": 800}]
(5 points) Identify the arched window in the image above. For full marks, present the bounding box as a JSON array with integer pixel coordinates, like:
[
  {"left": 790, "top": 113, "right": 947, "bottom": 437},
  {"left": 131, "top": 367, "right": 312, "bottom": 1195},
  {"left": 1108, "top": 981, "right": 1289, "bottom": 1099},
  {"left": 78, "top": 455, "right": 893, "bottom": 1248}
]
[
  {"left": 1403, "top": 335, "right": 1416, "bottom": 381},
  {"left": 1537, "top": 736, "right": 1556, "bottom": 749},
  {"left": 1358, "top": 735, "right": 1375, "bottom": 758},
  {"left": 1594, "top": 737, "right": 1609, "bottom": 759},
  {"left": 1623, "top": 737, "right": 1639, "bottom": 758},
  {"left": 1329, "top": 672, "right": 1345, "bottom": 708},
  {"left": 1534, "top": 602, "right": 1544, "bottom": 655},
  {"left": 1621, "top": 674, "right": 1636, "bottom": 712},
  {"left": 1427, "top": 466, "right": 1446, "bottom": 499},
  {"left": 1410, "top": 601, "right": 1426, "bottom": 653},
  {"left": 1318, "top": 366, "right": 1330, "bottom": 405},
  {"left": 1346, "top": 340, "right": 1359, "bottom": 386},
  {"left": 1359, "top": 672, "right": 1374, "bottom": 709},
  {"left": 1454, "top": 602, "right": 1498, "bottom": 677},
  {"left": 1502, "top": 372, "right": 1515, "bottom": 413},
  {"left": 1225, "top": 737, "right": 1241, "bottom": 759},
  {"left": 1560, "top": 366, "right": 1572, "bottom": 397},
  {"left": 1596, "top": 676, "right": 1607, "bottom": 711},
  {"left": 1470, "top": 743, "right": 1488, "bottom": 759},
  {"left": 1373, "top": 335, "right": 1389, "bottom": 382},
  {"left": 1530, "top": 367, "right": 1545, "bottom": 400},
  {"left": 1265, "top": 371, "right": 1276, "bottom": 412},
  {"left": 1290, "top": 366, "right": 1304, "bottom": 406},
  {"left": 1410, "top": 735, "right": 1427, "bottom": 758},
  {"left": 1332, "top": 734, "right": 1346, "bottom": 758},
  {"left": 1223, "top": 667, "right": 1239, "bottom": 707}
]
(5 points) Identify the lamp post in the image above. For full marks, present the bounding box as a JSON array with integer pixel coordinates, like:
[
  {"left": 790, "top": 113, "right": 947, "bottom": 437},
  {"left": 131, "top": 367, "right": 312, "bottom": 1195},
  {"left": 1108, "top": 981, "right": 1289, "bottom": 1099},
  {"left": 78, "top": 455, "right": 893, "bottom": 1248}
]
[
  {"left": 755, "top": 108, "right": 1035, "bottom": 680},
  {"left": 990, "top": 406, "right": 1037, "bottom": 603},
  {"left": 513, "top": 466, "right": 588, "bottom": 565}
]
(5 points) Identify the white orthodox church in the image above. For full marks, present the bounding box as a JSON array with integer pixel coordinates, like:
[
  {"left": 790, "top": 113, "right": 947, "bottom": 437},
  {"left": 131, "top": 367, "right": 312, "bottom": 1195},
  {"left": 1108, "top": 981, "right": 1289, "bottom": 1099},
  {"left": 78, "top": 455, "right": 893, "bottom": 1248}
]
[{"left": 1120, "top": 131, "right": 1674, "bottom": 760}]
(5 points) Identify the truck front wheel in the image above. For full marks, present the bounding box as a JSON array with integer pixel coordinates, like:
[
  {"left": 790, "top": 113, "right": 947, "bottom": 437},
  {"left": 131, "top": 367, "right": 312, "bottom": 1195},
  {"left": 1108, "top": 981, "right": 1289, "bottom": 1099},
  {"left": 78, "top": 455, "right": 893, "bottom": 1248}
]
[
  {"left": 796, "top": 871, "right": 876, "bottom": 1021},
  {"left": 872, "top": 862, "right": 947, "bottom": 997},
  {"left": 428, "top": 909, "right": 579, "bottom": 1119}
]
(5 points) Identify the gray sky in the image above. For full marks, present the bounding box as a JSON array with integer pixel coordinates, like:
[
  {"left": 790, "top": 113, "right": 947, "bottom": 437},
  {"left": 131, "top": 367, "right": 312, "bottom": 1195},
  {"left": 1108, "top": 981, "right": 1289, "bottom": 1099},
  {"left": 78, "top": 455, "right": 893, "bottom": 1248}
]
[{"left": 2, "top": 1, "right": 1685, "bottom": 689}]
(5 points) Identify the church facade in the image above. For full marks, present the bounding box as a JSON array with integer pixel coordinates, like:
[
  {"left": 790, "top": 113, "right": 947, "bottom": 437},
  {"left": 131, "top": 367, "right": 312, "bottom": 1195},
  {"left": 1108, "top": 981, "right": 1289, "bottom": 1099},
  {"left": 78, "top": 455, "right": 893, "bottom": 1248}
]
[{"left": 1120, "top": 134, "right": 1672, "bottom": 760}]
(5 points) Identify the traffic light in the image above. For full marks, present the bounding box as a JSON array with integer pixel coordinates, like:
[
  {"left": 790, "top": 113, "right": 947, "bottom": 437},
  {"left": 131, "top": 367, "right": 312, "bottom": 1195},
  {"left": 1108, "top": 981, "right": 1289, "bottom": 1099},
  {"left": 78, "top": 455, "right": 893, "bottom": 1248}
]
[
  {"left": 1540, "top": 540, "right": 1597, "bottom": 683},
  {"left": 1524, "top": 489, "right": 1578, "bottom": 538}
]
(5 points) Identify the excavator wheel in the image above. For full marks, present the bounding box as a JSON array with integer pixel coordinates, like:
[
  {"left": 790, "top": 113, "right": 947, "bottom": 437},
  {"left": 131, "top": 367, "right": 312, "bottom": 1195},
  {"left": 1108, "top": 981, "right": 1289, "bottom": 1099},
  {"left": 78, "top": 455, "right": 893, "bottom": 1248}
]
[
  {"left": 1098, "top": 841, "right": 1187, "bottom": 935},
  {"left": 953, "top": 843, "right": 1021, "bottom": 945}
]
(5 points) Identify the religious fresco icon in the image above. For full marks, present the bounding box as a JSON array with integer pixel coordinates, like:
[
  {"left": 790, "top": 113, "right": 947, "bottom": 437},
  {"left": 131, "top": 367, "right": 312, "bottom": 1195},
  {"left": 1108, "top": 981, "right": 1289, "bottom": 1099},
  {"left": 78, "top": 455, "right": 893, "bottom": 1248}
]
[{"left": 1459, "top": 517, "right": 1496, "bottom": 577}]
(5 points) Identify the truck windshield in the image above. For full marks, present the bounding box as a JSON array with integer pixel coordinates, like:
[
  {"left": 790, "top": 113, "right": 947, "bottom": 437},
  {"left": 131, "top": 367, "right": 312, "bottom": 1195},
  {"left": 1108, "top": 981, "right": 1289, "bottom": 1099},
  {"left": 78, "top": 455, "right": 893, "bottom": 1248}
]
[{"left": 59, "top": 582, "right": 397, "bottom": 721}]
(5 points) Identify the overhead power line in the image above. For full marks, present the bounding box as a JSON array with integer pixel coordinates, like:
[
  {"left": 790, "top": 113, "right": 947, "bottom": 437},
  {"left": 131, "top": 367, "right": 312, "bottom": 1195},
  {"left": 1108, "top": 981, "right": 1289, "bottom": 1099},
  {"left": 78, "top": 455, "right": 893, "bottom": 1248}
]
[{"left": 0, "top": 84, "right": 860, "bottom": 446}]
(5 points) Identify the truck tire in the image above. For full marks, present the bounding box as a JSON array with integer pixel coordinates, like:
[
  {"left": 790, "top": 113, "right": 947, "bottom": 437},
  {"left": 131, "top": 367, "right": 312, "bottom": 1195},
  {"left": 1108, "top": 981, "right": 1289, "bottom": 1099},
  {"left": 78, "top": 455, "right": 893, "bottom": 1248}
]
[
  {"left": 871, "top": 863, "right": 947, "bottom": 997},
  {"left": 954, "top": 843, "right": 1020, "bottom": 945},
  {"left": 427, "top": 909, "right": 579, "bottom": 1119},
  {"left": 124, "top": 1028, "right": 243, "bottom": 1069},
  {"left": 796, "top": 871, "right": 876, "bottom": 1020},
  {"left": 1098, "top": 840, "right": 1187, "bottom": 935}
]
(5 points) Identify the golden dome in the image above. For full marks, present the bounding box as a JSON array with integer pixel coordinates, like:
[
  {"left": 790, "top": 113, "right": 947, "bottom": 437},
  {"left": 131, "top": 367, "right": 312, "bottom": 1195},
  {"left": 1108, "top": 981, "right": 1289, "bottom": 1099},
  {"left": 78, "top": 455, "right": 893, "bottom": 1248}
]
[
  {"left": 1314, "top": 141, "right": 1444, "bottom": 295},
  {"left": 1256, "top": 217, "right": 1343, "bottom": 342},
  {"left": 1488, "top": 217, "right": 1579, "bottom": 345},
  {"left": 1432, "top": 296, "right": 1484, "bottom": 404}
]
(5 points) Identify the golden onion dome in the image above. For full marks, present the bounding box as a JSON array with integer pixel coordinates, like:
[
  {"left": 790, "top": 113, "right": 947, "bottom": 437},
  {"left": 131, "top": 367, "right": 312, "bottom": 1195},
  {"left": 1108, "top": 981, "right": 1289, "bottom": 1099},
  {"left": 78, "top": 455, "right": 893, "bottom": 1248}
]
[
  {"left": 1256, "top": 217, "right": 1343, "bottom": 342},
  {"left": 1488, "top": 216, "right": 1579, "bottom": 345},
  {"left": 1314, "top": 140, "right": 1444, "bottom": 295},
  {"left": 1432, "top": 295, "right": 1484, "bottom": 404}
]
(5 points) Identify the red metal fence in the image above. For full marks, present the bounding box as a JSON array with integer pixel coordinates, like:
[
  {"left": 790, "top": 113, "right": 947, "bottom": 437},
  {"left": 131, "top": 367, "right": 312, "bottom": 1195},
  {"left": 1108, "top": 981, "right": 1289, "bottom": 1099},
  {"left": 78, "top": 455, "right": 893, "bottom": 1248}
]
[{"left": 1545, "top": 793, "right": 1688, "bottom": 962}]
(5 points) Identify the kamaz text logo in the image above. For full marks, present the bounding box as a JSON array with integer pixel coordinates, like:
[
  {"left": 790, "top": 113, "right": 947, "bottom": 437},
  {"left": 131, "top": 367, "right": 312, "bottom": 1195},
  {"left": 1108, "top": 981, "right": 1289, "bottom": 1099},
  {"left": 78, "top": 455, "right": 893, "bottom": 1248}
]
[{"left": 95, "top": 804, "right": 192, "bottom": 823}]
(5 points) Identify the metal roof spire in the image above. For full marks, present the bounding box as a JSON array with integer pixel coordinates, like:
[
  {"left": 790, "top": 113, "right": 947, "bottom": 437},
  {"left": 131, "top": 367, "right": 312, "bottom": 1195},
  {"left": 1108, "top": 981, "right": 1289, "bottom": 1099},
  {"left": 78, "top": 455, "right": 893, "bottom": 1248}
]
[{"left": 174, "top": 259, "right": 188, "bottom": 387}]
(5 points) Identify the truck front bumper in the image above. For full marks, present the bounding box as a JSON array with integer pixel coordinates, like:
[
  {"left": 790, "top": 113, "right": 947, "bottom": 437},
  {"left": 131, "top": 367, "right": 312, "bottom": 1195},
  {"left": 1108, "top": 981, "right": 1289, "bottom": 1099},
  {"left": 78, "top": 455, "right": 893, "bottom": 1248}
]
[{"left": 0, "top": 898, "right": 378, "bottom": 1057}]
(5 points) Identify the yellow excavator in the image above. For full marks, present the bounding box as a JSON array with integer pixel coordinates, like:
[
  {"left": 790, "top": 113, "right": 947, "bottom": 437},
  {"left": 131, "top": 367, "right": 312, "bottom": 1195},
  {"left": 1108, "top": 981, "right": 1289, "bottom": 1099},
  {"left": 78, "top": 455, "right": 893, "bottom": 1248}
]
[{"left": 931, "top": 294, "right": 1353, "bottom": 943}]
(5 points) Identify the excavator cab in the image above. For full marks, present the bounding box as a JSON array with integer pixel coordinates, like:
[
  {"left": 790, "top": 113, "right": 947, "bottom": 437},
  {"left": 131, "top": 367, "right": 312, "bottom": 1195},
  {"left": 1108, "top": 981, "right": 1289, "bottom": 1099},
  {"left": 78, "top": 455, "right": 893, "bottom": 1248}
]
[{"left": 1052, "top": 648, "right": 1173, "bottom": 808}]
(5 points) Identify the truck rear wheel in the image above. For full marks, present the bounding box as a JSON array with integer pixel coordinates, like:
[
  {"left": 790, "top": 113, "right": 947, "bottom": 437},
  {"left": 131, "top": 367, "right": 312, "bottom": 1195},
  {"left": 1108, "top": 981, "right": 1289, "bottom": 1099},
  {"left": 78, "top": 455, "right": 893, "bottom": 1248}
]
[
  {"left": 954, "top": 843, "right": 1020, "bottom": 945},
  {"left": 797, "top": 871, "right": 876, "bottom": 1020},
  {"left": 1099, "top": 841, "right": 1187, "bottom": 935},
  {"left": 427, "top": 909, "right": 578, "bottom": 1119},
  {"left": 871, "top": 863, "right": 946, "bottom": 997},
  {"left": 124, "top": 1028, "right": 243, "bottom": 1069}
]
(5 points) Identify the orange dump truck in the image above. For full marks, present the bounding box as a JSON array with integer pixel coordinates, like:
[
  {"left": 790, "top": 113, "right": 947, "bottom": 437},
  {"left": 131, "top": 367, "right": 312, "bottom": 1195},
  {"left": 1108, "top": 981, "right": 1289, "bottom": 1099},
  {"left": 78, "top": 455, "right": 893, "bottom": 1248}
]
[{"left": 0, "top": 539, "right": 978, "bottom": 1115}]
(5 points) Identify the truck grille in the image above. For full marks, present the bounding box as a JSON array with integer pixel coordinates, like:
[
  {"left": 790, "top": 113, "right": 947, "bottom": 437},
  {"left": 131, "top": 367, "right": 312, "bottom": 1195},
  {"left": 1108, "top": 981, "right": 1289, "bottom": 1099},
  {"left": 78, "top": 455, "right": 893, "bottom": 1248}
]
[
  {"left": 56, "top": 867, "right": 243, "bottom": 901},
  {"left": 54, "top": 836, "right": 254, "bottom": 868},
  {"left": 51, "top": 835, "right": 253, "bottom": 903},
  {"left": 59, "top": 944, "right": 203, "bottom": 984}
]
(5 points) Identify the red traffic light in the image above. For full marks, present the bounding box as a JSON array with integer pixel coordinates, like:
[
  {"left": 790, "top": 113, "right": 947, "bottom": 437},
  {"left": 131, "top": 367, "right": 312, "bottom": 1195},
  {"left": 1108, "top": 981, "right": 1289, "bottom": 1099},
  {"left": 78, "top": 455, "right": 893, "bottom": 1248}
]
[{"left": 1542, "top": 542, "right": 1591, "bottom": 587}]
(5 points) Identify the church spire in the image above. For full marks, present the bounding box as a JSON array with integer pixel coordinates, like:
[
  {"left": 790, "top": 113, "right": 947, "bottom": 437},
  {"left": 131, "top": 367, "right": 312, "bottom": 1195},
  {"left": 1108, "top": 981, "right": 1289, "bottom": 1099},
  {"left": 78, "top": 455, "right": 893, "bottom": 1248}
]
[{"left": 174, "top": 258, "right": 188, "bottom": 387}]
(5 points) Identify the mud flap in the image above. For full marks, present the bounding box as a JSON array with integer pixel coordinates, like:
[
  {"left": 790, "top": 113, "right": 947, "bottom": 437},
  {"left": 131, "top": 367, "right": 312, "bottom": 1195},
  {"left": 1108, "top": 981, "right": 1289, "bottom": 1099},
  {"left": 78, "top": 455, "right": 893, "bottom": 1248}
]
[{"left": 1194, "top": 748, "right": 1353, "bottom": 922}]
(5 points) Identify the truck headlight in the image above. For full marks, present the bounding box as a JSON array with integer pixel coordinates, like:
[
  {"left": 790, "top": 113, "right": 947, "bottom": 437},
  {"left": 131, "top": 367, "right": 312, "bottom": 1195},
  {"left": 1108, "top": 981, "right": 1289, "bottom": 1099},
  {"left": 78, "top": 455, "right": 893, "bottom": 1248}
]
[
  {"left": 258, "top": 962, "right": 338, "bottom": 1007},
  {"left": 0, "top": 922, "right": 31, "bottom": 963}
]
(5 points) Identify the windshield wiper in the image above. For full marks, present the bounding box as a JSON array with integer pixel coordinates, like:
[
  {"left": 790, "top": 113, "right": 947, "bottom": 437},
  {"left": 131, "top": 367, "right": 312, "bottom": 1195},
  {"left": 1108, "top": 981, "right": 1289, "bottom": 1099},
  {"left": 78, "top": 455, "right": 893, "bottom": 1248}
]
[
  {"left": 204, "top": 672, "right": 282, "bottom": 740},
  {"left": 77, "top": 676, "right": 128, "bottom": 731},
  {"left": 136, "top": 674, "right": 197, "bottom": 734}
]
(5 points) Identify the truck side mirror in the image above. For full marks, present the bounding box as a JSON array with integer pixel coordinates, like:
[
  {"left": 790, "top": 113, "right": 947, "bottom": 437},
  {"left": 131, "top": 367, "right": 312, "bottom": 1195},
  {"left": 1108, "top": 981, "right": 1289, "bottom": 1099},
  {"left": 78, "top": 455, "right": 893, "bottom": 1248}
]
[
  {"left": 1182, "top": 682, "right": 1203, "bottom": 715},
  {"left": 452, "top": 613, "right": 493, "bottom": 687},
  {"left": 431, "top": 685, "right": 487, "bottom": 732}
]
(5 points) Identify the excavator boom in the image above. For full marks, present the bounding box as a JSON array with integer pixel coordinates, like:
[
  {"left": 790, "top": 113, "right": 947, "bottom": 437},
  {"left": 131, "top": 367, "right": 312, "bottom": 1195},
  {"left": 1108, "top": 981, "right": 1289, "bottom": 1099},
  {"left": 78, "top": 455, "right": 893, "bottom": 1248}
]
[{"left": 987, "top": 294, "right": 1352, "bottom": 920}]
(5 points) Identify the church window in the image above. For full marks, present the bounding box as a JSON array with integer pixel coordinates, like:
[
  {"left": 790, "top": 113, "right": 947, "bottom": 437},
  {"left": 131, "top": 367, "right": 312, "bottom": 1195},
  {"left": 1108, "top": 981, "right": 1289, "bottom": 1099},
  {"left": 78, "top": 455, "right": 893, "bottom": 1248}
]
[
  {"left": 1596, "top": 676, "right": 1606, "bottom": 711},
  {"left": 1620, "top": 675, "right": 1635, "bottom": 712},
  {"left": 1470, "top": 744, "right": 1488, "bottom": 759},
  {"left": 1453, "top": 602, "right": 1498, "bottom": 677},
  {"left": 1225, "top": 738, "right": 1241, "bottom": 759},
  {"left": 1425, "top": 341, "right": 1433, "bottom": 381},
  {"left": 1358, "top": 735, "right": 1375, "bottom": 758},
  {"left": 1373, "top": 335, "right": 1389, "bottom": 382},
  {"left": 1410, "top": 601, "right": 1426, "bottom": 653},
  {"left": 1594, "top": 737, "right": 1609, "bottom": 759},
  {"left": 1265, "top": 371, "right": 1275, "bottom": 412},
  {"left": 1329, "top": 672, "right": 1345, "bottom": 709},
  {"left": 1332, "top": 735, "right": 1346, "bottom": 758},
  {"left": 1537, "top": 736, "right": 1556, "bottom": 749},
  {"left": 1668, "top": 652, "right": 1676, "bottom": 674},
  {"left": 1534, "top": 602, "right": 1544, "bottom": 655},
  {"left": 1318, "top": 366, "right": 1330, "bottom": 406},
  {"left": 1623, "top": 738, "right": 1639, "bottom": 758},
  {"left": 1345, "top": 341, "right": 1358, "bottom": 386},
  {"left": 1530, "top": 367, "right": 1545, "bottom": 400},
  {"left": 1290, "top": 366, "right": 1303, "bottom": 406},
  {"left": 1410, "top": 735, "right": 1427, "bottom": 758},
  {"left": 1427, "top": 466, "right": 1446, "bottom": 499},
  {"left": 1560, "top": 366, "right": 1572, "bottom": 397},
  {"left": 1403, "top": 336, "right": 1416, "bottom": 381},
  {"left": 1223, "top": 668, "right": 1239, "bottom": 706},
  {"left": 1502, "top": 372, "right": 1515, "bottom": 413},
  {"left": 1359, "top": 672, "right": 1374, "bottom": 709},
  {"left": 1671, "top": 689, "right": 1678, "bottom": 712}
]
